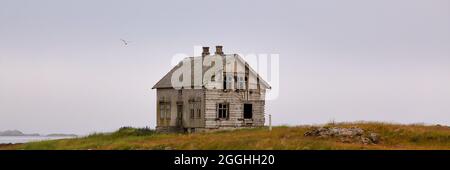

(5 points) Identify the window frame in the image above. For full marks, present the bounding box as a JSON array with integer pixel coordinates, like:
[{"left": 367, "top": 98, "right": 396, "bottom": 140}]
[
  {"left": 160, "top": 103, "right": 165, "bottom": 120},
  {"left": 237, "top": 74, "right": 245, "bottom": 90},
  {"left": 160, "top": 102, "right": 171, "bottom": 120},
  {"left": 224, "top": 74, "right": 234, "bottom": 90},
  {"left": 217, "top": 103, "right": 229, "bottom": 119},
  {"left": 197, "top": 106, "right": 201, "bottom": 119},
  {"left": 190, "top": 103, "right": 195, "bottom": 119},
  {"left": 166, "top": 103, "right": 171, "bottom": 119},
  {"left": 211, "top": 74, "right": 216, "bottom": 82}
]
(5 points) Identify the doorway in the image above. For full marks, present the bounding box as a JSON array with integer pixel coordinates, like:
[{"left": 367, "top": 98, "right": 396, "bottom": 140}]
[
  {"left": 244, "top": 104, "right": 253, "bottom": 119},
  {"left": 176, "top": 104, "right": 183, "bottom": 127}
]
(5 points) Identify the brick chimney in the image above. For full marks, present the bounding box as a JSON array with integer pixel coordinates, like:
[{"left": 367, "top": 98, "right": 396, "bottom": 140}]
[
  {"left": 215, "top": 45, "right": 224, "bottom": 55},
  {"left": 202, "top": 47, "right": 210, "bottom": 56}
]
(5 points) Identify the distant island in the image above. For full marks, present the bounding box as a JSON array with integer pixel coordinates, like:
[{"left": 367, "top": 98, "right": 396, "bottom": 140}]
[
  {"left": 46, "top": 133, "right": 78, "bottom": 137},
  {"left": 0, "top": 130, "right": 77, "bottom": 137}
]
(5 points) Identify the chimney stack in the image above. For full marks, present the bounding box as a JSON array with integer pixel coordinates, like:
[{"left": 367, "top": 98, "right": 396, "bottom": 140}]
[
  {"left": 215, "top": 45, "right": 224, "bottom": 55},
  {"left": 202, "top": 47, "right": 210, "bottom": 56}
]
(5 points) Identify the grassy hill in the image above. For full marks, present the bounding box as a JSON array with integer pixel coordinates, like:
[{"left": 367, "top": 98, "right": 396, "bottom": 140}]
[{"left": 1, "top": 122, "right": 449, "bottom": 150}]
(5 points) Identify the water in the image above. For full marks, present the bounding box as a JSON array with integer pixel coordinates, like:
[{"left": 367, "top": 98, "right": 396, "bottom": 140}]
[{"left": 0, "top": 136, "right": 76, "bottom": 144}]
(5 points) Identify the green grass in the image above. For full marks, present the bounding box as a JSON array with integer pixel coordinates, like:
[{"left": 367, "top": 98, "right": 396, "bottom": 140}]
[{"left": 1, "top": 122, "right": 449, "bottom": 150}]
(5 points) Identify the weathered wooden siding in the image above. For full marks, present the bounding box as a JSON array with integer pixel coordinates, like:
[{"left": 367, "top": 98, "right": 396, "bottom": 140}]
[
  {"left": 204, "top": 89, "right": 266, "bottom": 129},
  {"left": 156, "top": 88, "right": 205, "bottom": 132}
]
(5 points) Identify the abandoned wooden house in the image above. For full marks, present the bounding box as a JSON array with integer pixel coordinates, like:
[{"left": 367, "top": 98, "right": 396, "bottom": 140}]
[{"left": 152, "top": 46, "right": 271, "bottom": 133}]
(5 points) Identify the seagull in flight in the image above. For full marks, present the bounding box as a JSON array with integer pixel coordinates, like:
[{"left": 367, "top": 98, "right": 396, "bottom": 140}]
[{"left": 120, "top": 39, "right": 130, "bottom": 46}]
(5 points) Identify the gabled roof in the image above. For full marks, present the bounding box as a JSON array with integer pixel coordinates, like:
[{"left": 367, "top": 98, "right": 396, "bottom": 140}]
[{"left": 152, "top": 54, "right": 271, "bottom": 89}]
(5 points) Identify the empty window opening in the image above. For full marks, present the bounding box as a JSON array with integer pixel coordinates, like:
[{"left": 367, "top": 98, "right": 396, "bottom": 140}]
[
  {"left": 244, "top": 104, "right": 252, "bottom": 119},
  {"left": 197, "top": 108, "right": 201, "bottom": 119},
  {"left": 176, "top": 104, "right": 183, "bottom": 126},
  {"left": 211, "top": 74, "right": 216, "bottom": 82},
  {"left": 190, "top": 103, "right": 195, "bottom": 119}
]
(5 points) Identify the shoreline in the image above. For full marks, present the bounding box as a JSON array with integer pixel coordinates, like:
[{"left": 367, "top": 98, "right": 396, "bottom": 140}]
[
  {"left": 0, "top": 135, "right": 77, "bottom": 145},
  {"left": 0, "top": 143, "right": 22, "bottom": 147}
]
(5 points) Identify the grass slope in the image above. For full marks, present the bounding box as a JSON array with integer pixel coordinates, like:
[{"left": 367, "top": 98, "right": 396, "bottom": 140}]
[{"left": 1, "top": 122, "right": 449, "bottom": 150}]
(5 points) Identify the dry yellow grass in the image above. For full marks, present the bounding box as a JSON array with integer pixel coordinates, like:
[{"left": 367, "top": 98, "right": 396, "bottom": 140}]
[{"left": 1, "top": 122, "right": 449, "bottom": 150}]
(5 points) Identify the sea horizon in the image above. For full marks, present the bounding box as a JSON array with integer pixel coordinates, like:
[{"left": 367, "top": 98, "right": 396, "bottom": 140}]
[{"left": 0, "top": 136, "right": 77, "bottom": 144}]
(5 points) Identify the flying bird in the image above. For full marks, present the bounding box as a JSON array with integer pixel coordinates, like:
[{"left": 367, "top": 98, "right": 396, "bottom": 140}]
[{"left": 120, "top": 39, "right": 130, "bottom": 46}]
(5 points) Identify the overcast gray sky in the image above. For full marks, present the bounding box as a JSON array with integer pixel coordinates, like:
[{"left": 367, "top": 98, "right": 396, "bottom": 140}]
[{"left": 1, "top": 0, "right": 449, "bottom": 135}]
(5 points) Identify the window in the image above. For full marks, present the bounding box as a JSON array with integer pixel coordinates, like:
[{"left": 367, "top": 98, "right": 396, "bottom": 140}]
[
  {"left": 211, "top": 74, "right": 216, "bottom": 82},
  {"left": 189, "top": 101, "right": 201, "bottom": 119},
  {"left": 217, "top": 103, "right": 229, "bottom": 119},
  {"left": 160, "top": 102, "right": 171, "bottom": 119},
  {"left": 176, "top": 104, "right": 183, "bottom": 125},
  {"left": 160, "top": 103, "right": 165, "bottom": 119},
  {"left": 166, "top": 104, "right": 171, "bottom": 119},
  {"left": 237, "top": 75, "right": 245, "bottom": 89},
  {"left": 224, "top": 74, "right": 233, "bottom": 90},
  {"left": 197, "top": 107, "right": 201, "bottom": 118},
  {"left": 190, "top": 103, "right": 195, "bottom": 119}
]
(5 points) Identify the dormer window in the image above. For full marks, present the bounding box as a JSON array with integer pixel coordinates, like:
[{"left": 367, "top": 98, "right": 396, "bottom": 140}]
[
  {"left": 211, "top": 74, "right": 216, "bottom": 82},
  {"left": 237, "top": 75, "right": 245, "bottom": 89},
  {"left": 224, "top": 74, "right": 233, "bottom": 90}
]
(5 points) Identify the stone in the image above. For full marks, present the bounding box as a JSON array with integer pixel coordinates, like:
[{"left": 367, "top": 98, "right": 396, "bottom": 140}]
[
  {"left": 360, "top": 136, "right": 372, "bottom": 145},
  {"left": 369, "top": 133, "right": 380, "bottom": 144},
  {"left": 304, "top": 126, "right": 380, "bottom": 145}
]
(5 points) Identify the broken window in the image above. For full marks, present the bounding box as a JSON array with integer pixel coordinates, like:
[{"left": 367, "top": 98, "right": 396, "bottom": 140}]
[
  {"left": 190, "top": 103, "right": 195, "bottom": 119},
  {"left": 211, "top": 74, "right": 216, "bottom": 82},
  {"left": 189, "top": 101, "right": 201, "bottom": 119},
  {"left": 197, "top": 107, "right": 201, "bottom": 119},
  {"left": 224, "top": 74, "right": 234, "bottom": 90},
  {"left": 217, "top": 103, "right": 229, "bottom": 119},
  {"left": 237, "top": 75, "right": 245, "bottom": 89},
  {"left": 176, "top": 104, "right": 183, "bottom": 126},
  {"left": 160, "top": 104, "right": 165, "bottom": 119},
  {"left": 160, "top": 102, "right": 171, "bottom": 120}
]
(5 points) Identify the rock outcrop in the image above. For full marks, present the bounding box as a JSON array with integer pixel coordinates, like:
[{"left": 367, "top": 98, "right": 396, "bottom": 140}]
[{"left": 304, "top": 126, "right": 380, "bottom": 144}]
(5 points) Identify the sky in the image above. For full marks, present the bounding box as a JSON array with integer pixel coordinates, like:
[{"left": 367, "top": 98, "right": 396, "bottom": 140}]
[{"left": 0, "top": 0, "right": 449, "bottom": 135}]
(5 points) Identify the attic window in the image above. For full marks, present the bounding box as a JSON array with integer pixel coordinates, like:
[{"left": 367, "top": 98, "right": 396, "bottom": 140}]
[
  {"left": 237, "top": 75, "right": 245, "bottom": 89},
  {"left": 224, "top": 74, "right": 233, "bottom": 90},
  {"left": 211, "top": 74, "right": 216, "bottom": 82}
]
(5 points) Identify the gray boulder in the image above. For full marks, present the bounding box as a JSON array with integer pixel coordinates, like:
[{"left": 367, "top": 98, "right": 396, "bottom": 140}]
[{"left": 304, "top": 126, "right": 380, "bottom": 145}]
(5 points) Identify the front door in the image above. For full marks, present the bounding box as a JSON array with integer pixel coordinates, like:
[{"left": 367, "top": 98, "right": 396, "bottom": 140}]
[{"left": 176, "top": 104, "right": 183, "bottom": 127}]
